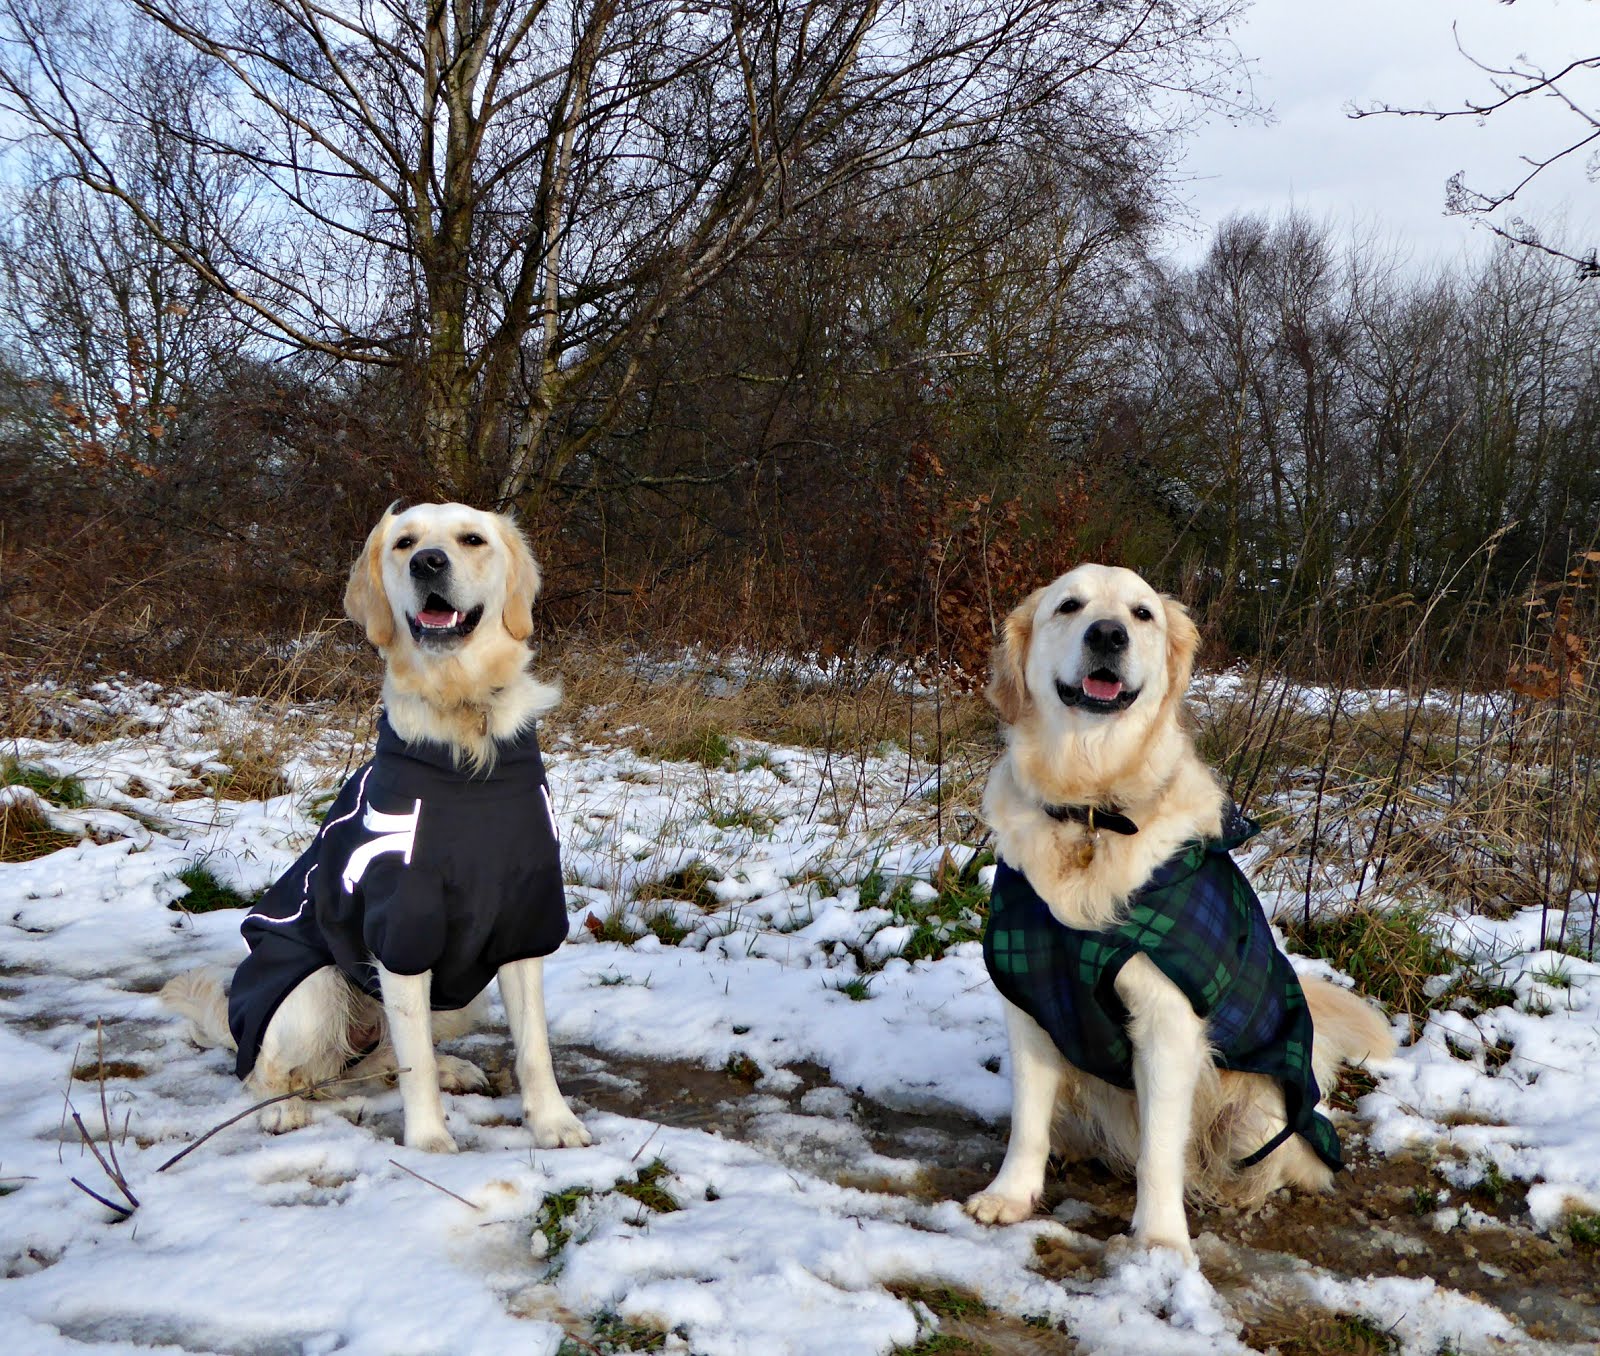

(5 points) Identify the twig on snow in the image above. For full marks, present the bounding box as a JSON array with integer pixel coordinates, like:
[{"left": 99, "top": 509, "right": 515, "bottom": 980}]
[
  {"left": 629, "top": 1123, "right": 663, "bottom": 1163},
  {"left": 386, "top": 1158, "right": 483, "bottom": 1211},
  {"left": 63, "top": 1024, "right": 141, "bottom": 1216},
  {"left": 93, "top": 1021, "right": 128, "bottom": 1191},
  {"left": 56, "top": 1037, "right": 83, "bottom": 1165},
  {"left": 156, "top": 1067, "right": 409, "bottom": 1173},
  {"left": 69, "top": 1175, "right": 135, "bottom": 1219},
  {"left": 68, "top": 1107, "right": 140, "bottom": 1210}
]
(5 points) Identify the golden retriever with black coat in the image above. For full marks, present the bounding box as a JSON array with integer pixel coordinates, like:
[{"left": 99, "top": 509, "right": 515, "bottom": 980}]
[{"left": 165, "top": 502, "right": 590, "bottom": 1154}]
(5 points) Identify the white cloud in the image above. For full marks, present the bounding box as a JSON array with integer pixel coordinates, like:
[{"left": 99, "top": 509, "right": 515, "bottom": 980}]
[{"left": 1165, "top": 0, "right": 1597, "bottom": 265}]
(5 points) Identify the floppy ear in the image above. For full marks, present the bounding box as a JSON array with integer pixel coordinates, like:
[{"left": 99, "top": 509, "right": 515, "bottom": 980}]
[
  {"left": 986, "top": 590, "right": 1042, "bottom": 725},
  {"left": 493, "top": 513, "right": 542, "bottom": 641},
  {"left": 344, "top": 507, "right": 397, "bottom": 648},
  {"left": 1162, "top": 595, "right": 1200, "bottom": 700}
]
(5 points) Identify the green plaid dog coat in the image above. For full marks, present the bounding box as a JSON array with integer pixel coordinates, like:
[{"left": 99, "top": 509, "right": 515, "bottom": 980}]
[{"left": 983, "top": 807, "right": 1342, "bottom": 1171}]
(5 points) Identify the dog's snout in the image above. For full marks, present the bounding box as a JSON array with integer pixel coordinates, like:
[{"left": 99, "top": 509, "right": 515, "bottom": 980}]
[
  {"left": 1084, "top": 619, "right": 1128, "bottom": 653},
  {"left": 409, "top": 547, "right": 450, "bottom": 579}
]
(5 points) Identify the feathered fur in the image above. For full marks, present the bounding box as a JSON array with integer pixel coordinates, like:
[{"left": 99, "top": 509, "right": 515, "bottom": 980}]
[
  {"left": 965, "top": 564, "right": 1394, "bottom": 1260},
  {"left": 162, "top": 503, "right": 590, "bottom": 1153}
]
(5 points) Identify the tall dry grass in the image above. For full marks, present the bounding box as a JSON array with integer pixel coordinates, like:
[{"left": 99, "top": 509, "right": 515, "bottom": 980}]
[
  {"left": 1, "top": 617, "right": 382, "bottom": 819},
  {"left": 1197, "top": 548, "right": 1600, "bottom": 959},
  {"left": 6, "top": 531, "right": 1594, "bottom": 971},
  {"left": 546, "top": 645, "right": 997, "bottom": 843}
]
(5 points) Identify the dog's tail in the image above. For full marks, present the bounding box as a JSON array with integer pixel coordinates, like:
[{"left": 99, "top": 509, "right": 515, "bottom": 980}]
[
  {"left": 160, "top": 968, "right": 237, "bottom": 1052},
  {"left": 1303, "top": 976, "right": 1395, "bottom": 1088}
]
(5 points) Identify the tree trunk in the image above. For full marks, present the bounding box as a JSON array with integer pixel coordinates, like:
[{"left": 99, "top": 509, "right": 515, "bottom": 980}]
[{"left": 422, "top": 343, "right": 474, "bottom": 497}]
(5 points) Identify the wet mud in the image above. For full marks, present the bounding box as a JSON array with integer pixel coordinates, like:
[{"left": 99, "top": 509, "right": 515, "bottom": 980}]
[{"left": 548, "top": 1043, "right": 1600, "bottom": 1351}]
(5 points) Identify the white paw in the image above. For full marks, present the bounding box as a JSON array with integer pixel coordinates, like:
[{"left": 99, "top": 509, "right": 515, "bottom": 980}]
[
  {"left": 259, "top": 1098, "right": 312, "bottom": 1134},
  {"left": 436, "top": 1055, "right": 489, "bottom": 1094},
  {"left": 404, "top": 1127, "right": 459, "bottom": 1154},
  {"left": 526, "top": 1100, "right": 592, "bottom": 1149},
  {"left": 1118, "top": 1229, "right": 1197, "bottom": 1267},
  {"left": 964, "top": 1188, "right": 1037, "bottom": 1225}
]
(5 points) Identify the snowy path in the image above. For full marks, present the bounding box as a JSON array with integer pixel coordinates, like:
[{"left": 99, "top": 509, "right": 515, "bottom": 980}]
[{"left": 2, "top": 682, "right": 1596, "bottom": 1355}]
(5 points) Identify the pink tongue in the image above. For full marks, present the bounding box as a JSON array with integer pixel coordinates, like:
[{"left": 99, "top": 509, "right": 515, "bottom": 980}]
[
  {"left": 1083, "top": 675, "right": 1123, "bottom": 701},
  {"left": 417, "top": 609, "right": 458, "bottom": 628}
]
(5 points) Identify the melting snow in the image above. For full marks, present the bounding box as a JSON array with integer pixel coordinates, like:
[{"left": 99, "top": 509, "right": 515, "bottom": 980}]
[{"left": 1, "top": 679, "right": 1593, "bottom": 1354}]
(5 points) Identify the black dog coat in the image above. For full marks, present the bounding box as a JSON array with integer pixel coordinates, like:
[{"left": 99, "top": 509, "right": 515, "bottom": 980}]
[{"left": 229, "top": 714, "right": 567, "bottom": 1078}]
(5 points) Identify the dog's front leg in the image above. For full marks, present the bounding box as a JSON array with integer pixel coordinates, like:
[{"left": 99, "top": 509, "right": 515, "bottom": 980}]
[
  {"left": 377, "top": 964, "right": 456, "bottom": 1153},
  {"left": 965, "top": 1001, "right": 1065, "bottom": 1224},
  {"left": 498, "top": 957, "right": 591, "bottom": 1148},
  {"left": 1117, "top": 955, "right": 1205, "bottom": 1263}
]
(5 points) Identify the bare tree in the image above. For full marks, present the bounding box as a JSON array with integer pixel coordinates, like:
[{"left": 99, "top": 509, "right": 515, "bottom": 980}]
[
  {"left": 0, "top": 0, "right": 1250, "bottom": 500},
  {"left": 0, "top": 112, "right": 244, "bottom": 477},
  {"left": 1352, "top": 6, "right": 1599, "bottom": 276}
]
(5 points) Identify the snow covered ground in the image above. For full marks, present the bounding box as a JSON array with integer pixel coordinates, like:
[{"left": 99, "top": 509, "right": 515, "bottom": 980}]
[{"left": 1, "top": 679, "right": 1596, "bottom": 1355}]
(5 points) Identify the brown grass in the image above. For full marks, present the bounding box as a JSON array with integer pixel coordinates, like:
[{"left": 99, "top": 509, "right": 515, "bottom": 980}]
[
  {"left": 72, "top": 1059, "right": 148, "bottom": 1081},
  {"left": 0, "top": 794, "right": 81, "bottom": 862},
  {"left": 194, "top": 732, "right": 297, "bottom": 801},
  {"left": 635, "top": 861, "right": 723, "bottom": 909},
  {"left": 548, "top": 643, "right": 996, "bottom": 837},
  {"left": 4, "top": 546, "right": 1594, "bottom": 988},
  {"left": 551, "top": 644, "right": 993, "bottom": 752},
  {"left": 2, "top": 613, "right": 377, "bottom": 742},
  {"left": 1196, "top": 556, "right": 1600, "bottom": 958},
  {"left": 1235, "top": 1300, "right": 1399, "bottom": 1356},
  {"left": 176, "top": 628, "right": 379, "bottom": 802}
]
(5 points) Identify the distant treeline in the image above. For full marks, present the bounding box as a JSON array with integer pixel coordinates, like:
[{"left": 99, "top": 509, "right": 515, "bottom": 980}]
[
  {"left": 6, "top": 193, "right": 1593, "bottom": 689},
  {"left": 1, "top": 2, "right": 1593, "bottom": 688},
  {"left": 538, "top": 208, "right": 1600, "bottom": 676}
]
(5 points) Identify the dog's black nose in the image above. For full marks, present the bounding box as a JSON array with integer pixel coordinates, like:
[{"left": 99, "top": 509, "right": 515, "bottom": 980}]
[
  {"left": 409, "top": 547, "right": 449, "bottom": 579},
  {"left": 1085, "top": 619, "right": 1128, "bottom": 653}
]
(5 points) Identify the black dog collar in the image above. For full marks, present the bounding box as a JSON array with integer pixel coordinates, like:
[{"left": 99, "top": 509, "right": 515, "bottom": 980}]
[{"left": 1041, "top": 802, "right": 1140, "bottom": 836}]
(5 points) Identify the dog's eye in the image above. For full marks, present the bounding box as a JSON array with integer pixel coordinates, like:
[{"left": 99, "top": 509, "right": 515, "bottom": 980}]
[
  {"left": 459, "top": 533, "right": 487, "bottom": 547},
  {"left": 1131, "top": 605, "right": 1154, "bottom": 622},
  {"left": 1056, "top": 598, "right": 1082, "bottom": 615},
  {"left": 394, "top": 535, "right": 415, "bottom": 551}
]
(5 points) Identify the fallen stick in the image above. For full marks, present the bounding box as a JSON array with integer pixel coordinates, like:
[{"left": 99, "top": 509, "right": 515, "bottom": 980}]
[
  {"left": 629, "top": 1123, "right": 663, "bottom": 1163},
  {"left": 69, "top": 1108, "right": 139, "bottom": 1210},
  {"left": 70, "top": 1175, "right": 134, "bottom": 1219},
  {"left": 93, "top": 1021, "right": 131, "bottom": 1198},
  {"left": 387, "top": 1158, "right": 482, "bottom": 1211},
  {"left": 156, "top": 1067, "right": 408, "bottom": 1173},
  {"left": 56, "top": 1038, "right": 83, "bottom": 1165}
]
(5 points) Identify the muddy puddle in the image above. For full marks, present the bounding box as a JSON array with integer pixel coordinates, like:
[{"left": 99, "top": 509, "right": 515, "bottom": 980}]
[{"left": 540, "top": 1043, "right": 1600, "bottom": 1352}]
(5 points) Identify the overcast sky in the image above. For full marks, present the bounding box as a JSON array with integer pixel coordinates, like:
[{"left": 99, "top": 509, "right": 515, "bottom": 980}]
[{"left": 1164, "top": 0, "right": 1596, "bottom": 267}]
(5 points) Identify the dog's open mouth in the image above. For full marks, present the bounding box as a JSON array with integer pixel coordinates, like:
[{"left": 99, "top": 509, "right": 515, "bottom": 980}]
[
  {"left": 1056, "top": 670, "right": 1140, "bottom": 713},
  {"left": 406, "top": 596, "right": 484, "bottom": 645}
]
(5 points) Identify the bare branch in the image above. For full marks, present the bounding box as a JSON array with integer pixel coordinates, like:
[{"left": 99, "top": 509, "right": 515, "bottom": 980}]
[
  {"left": 386, "top": 1157, "right": 483, "bottom": 1209},
  {"left": 1350, "top": 21, "right": 1598, "bottom": 273},
  {"left": 156, "top": 1067, "right": 408, "bottom": 1173}
]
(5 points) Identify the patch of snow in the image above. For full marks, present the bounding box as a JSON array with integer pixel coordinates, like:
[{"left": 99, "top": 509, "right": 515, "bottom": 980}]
[{"left": 2, "top": 677, "right": 1591, "bottom": 1353}]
